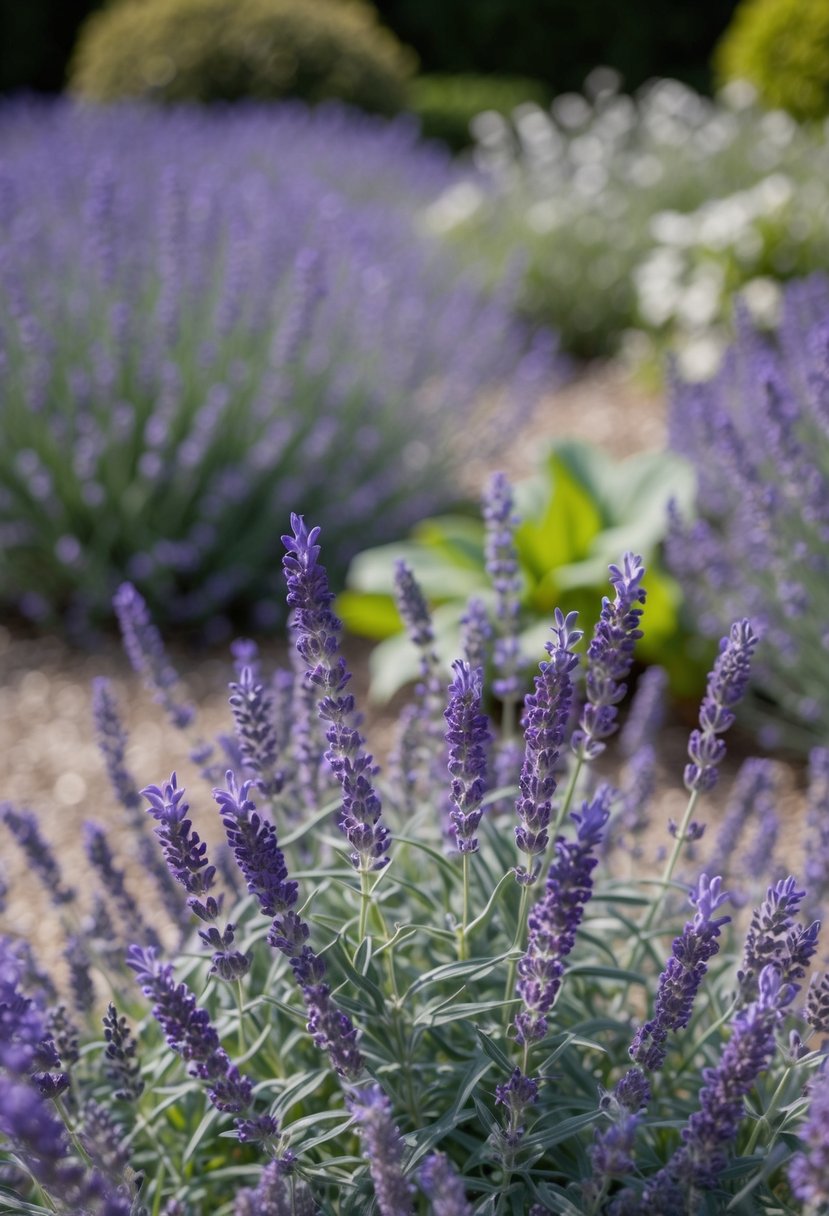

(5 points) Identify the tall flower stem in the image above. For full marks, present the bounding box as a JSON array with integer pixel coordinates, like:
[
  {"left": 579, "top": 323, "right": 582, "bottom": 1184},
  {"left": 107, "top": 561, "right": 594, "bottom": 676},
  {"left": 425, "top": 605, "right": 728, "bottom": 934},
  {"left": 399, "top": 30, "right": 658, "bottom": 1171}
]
[
  {"left": 358, "top": 868, "right": 372, "bottom": 944},
  {"left": 458, "top": 853, "right": 471, "bottom": 961},
  {"left": 503, "top": 884, "right": 532, "bottom": 1020},
  {"left": 551, "top": 755, "right": 585, "bottom": 841}
]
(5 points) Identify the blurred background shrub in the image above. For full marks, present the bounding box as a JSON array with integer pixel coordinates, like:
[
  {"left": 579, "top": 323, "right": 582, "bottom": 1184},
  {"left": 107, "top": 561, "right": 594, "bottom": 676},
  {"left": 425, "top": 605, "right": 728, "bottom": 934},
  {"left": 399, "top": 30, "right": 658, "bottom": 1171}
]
[
  {"left": 667, "top": 274, "right": 829, "bottom": 751},
  {"left": 0, "top": 100, "right": 558, "bottom": 639},
  {"left": 69, "top": 0, "right": 415, "bottom": 114},
  {"left": 409, "top": 73, "right": 551, "bottom": 151},
  {"left": 339, "top": 440, "right": 704, "bottom": 701},
  {"left": 427, "top": 74, "right": 829, "bottom": 367},
  {"left": 714, "top": 0, "right": 829, "bottom": 121}
]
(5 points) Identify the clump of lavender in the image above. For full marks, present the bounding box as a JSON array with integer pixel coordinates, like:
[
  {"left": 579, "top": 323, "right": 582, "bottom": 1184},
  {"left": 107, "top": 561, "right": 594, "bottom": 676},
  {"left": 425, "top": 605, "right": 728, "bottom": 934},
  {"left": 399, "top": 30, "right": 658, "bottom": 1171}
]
[
  {"left": 0, "top": 99, "right": 558, "bottom": 636},
  {"left": 282, "top": 514, "right": 389, "bottom": 877},
  {"left": 667, "top": 277, "right": 829, "bottom": 750},
  {"left": 571, "top": 553, "right": 645, "bottom": 762}
]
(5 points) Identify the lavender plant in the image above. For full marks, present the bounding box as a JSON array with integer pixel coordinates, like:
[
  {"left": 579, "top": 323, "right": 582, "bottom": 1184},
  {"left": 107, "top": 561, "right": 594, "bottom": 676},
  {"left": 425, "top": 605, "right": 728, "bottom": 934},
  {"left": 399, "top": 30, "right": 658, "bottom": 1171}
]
[
  {"left": 667, "top": 272, "right": 829, "bottom": 750},
  {"left": 1, "top": 495, "right": 826, "bottom": 1215},
  {"left": 0, "top": 98, "right": 557, "bottom": 637}
]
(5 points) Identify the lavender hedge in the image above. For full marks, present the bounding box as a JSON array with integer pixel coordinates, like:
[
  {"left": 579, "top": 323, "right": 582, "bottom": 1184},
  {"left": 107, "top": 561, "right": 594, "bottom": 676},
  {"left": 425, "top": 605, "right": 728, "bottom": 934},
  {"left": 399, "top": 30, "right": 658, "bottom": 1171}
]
[
  {"left": 667, "top": 273, "right": 829, "bottom": 750},
  {"left": 1, "top": 488, "right": 827, "bottom": 1214},
  {"left": 0, "top": 99, "right": 556, "bottom": 638}
]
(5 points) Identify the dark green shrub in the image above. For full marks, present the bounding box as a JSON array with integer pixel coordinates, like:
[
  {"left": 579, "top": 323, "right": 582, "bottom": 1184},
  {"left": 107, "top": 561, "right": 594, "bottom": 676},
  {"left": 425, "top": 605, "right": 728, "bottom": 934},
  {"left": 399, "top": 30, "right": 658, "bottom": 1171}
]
[
  {"left": 69, "top": 0, "right": 415, "bottom": 114},
  {"left": 410, "top": 73, "right": 550, "bottom": 150},
  {"left": 714, "top": 0, "right": 829, "bottom": 121}
]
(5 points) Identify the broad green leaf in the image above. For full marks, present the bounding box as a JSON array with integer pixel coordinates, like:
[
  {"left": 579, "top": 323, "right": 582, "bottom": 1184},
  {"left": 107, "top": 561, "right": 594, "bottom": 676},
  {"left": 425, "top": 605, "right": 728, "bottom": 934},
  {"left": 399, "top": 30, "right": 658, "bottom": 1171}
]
[
  {"left": 337, "top": 590, "right": 401, "bottom": 639},
  {"left": 514, "top": 452, "right": 602, "bottom": 578}
]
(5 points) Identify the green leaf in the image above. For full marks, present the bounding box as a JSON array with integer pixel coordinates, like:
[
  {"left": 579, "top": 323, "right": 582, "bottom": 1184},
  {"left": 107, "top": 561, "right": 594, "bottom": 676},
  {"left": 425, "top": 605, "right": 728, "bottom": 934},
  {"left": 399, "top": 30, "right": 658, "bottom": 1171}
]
[
  {"left": 337, "top": 590, "right": 401, "bottom": 639},
  {"left": 513, "top": 450, "right": 603, "bottom": 580}
]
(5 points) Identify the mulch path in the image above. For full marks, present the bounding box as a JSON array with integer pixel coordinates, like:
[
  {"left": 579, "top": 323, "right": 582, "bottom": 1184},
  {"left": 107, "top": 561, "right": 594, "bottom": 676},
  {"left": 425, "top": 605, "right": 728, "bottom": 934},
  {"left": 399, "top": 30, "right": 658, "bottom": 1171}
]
[{"left": 0, "top": 361, "right": 810, "bottom": 962}]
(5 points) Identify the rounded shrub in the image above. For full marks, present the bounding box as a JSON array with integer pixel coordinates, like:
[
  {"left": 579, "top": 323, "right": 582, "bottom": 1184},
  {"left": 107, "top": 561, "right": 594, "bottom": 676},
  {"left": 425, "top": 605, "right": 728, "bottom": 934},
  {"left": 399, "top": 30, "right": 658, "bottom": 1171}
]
[
  {"left": 714, "top": 0, "right": 829, "bottom": 121},
  {"left": 69, "top": 0, "right": 415, "bottom": 115},
  {"left": 0, "top": 99, "right": 558, "bottom": 639}
]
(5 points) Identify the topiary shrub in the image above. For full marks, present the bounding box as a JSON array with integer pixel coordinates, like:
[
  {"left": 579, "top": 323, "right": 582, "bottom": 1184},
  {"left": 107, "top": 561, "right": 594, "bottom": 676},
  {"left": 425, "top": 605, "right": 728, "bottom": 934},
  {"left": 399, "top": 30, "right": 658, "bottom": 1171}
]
[
  {"left": 69, "top": 0, "right": 415, "bottom": 115},
  {"left": 714, "top": 0, "right": 829, "bottom": 121},
  {"left": 409, "top": 74, "right": 550, "bottom": 151}
]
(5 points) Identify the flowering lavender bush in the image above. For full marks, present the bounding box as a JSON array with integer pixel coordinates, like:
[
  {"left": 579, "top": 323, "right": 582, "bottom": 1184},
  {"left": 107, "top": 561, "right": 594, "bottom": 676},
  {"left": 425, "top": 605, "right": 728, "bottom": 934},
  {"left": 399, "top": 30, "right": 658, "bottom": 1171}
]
[
  {"left": 667, "top": 272, "right": 829, "bottom": 750},
  {"left": 2, "top": 488, "right": 826, "bottom": 1215},
  {"left": 0, "top": 99, "right": 556, "bottom": 637},
  {"left": 426, "top": 71, "right": 829, "bottom": 369}
]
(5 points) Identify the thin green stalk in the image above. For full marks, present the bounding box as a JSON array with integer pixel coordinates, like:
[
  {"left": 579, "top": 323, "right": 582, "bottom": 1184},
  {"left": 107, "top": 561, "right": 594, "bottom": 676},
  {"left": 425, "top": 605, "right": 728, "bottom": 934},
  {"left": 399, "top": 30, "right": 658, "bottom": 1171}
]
[
  {"left": 551, "top": 752, "right": 585, "bottom": 840},
  {"left": 745, "top": 1034, "right": 813, "bottom": 1156},
  {"left": 502, "top": 883, "right": 531, "bottom": 1024},
  {"left": 358, "top": 868, "right": 371, "bottom": 943},
  {"left": 235, "top": 979, "right": 246, "bottom": 1058},
  {"left": 629, "top": 787, "right": 701, "bottom": 974},
  {"left": 150, "top": 1162, "right": 166, "bottom": 1216},
  {"left": 458, "top": 853, "right": 471, "bottom": 961},
  {"left": 53, "top": 1095, "right": 94, "bottom": 1170}
]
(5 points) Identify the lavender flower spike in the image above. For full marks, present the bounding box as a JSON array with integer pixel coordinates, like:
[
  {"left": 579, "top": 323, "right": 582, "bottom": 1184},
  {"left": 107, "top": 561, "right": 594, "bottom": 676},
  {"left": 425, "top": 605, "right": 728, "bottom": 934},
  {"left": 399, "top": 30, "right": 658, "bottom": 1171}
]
[
  {"left": 419, "top": 1153, "right": 473, "bottom": 1216},
  {"left": 737, "top": 875, "right": 820, "bottom": 1004},
  {"left": 282, "top": 513, "right": 389, "bottom": 872},
  {"left": 128, "top": 945, "right": 252, "bottom": 1114},
  {"left": 83, "top": 822, "right": 160, "bottom": 949},
  {"left": 142, "top": 773, "right": 217, "bottom": 918},
  {"left": 113, "top": 582, "right": 194, "bottom": 729},
  {"left": 92, "top": 677, "right": 141, "bottom": 811},
  {"left": 213, "top": 769, "right": 297, "bottom": 916},
  {"left": 684, "top": 619, "right": 758, "bottom": 793},
  {"left": 789, "top": 1067, "right": 829, "bottom": 1209},
  {"left": 483, "top": 471, "right": 523, "bottom": 702},
  {"left": 572, "top": 553, "right": 645, "bottom": 760},
  {"left": 348, "top": 1084, "right": 415, "bottom": 1216},
  {"left": 228, "top": 666, "right": 283, "bottom": 798},
  {"left": 514, "top": 608, "right": 582, "bottom": 883},
  {"left": 2, "top": 805, "right": 75, "bottom": 906},
  {"left": 445, "top": 661, "right": 491, "bottom": 853},
  {"left": 630, "top": 874, "right": 731, "bottom": 1071},
  {"left": 514, "top": 785, "right": 611, "bottom": 1045}
]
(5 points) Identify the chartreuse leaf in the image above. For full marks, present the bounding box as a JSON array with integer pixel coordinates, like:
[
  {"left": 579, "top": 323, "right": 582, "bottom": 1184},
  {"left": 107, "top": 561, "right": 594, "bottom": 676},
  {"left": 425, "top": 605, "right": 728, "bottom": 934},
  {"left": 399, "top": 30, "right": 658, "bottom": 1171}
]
[{"left": 513, "top": 450, "right": 603, "bottom": 582}]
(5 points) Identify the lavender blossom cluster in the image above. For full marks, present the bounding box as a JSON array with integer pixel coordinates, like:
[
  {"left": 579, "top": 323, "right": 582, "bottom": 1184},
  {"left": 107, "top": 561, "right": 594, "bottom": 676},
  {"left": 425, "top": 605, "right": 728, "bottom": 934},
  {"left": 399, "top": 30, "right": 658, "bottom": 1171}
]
[
  {"left": 668, "top": 272, "right": 829, "bottom": 750},
  {"left": 0, "top": 98, "right": 558, "bottom": 636},
  {"left": 2, "top": 485, "right": 827, "bottom": 1215}
]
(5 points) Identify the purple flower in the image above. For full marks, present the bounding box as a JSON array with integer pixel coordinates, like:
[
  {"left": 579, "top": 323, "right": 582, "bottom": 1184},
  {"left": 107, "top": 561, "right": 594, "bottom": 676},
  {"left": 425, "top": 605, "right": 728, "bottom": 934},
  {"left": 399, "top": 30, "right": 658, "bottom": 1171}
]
[
  {"left": 610, "top": 744, "right": 656, "bottom": 859},
  {"left": 348, "top": 1084, "right": 414, "bottom": 1216},
  {"left": 2, "top": 805, "right": 75, "bottom": 906},
  {"left": 460, "top": 595, "right": 492, "bottom": 673},
  {"left": 113, "top": 582, "right": 194, "bottom": 729},
  {"left": 83, "top": 822, "right": 160, "bottom": 949},
  {"left": 571, "top": 554, "right": 646, "bottom": 761},
  {"left": 65, "top": 934, "right": 95, "bottom": 1015},
  {"left": 803, "top": 746, "right": 829, "bottom": 923},
  {"left": 418, "top": 1153, "right": 473, "bottom": 1216},
  {"left": 712, "top": 758, "right": 777, "bottom": 888},
  {"left": 789, "top": 1067, "right": 829, "bottom": 1208},
  {"left": 92, "top": 677, "right": 141, "bottom": 812},
  {"left": 445, "top": 661, "right": 491, "bottom": 853},
  {"left": 514, "top": 608, "right": 582, "bottom": 882},
  {"left": 102, "top": 1003, "right": 143, "bottom": 1102},
  {"left": 127, "top": 945, "right": 252, "bottom": 1114},
  {"left": 282, "top": 513, "right": 389, "bottom": 872},
  {"left": 630, "top": 874, "right": 731, "bottom": 1071},
  {"left": 228, "top": 666, "right": 283, "bottom": 797},
  {"left": 684, "top": 620, "right": 758, "bottom": 793},
  {"left": 142, "top": 773, "right": 217, "bottom": 916},
  {"left": 514, "top": 786, "right": 611, "bottom": 1045},
  {"left": 737, "top": 875, "right": 820, "bottom": 1004},
  {"left": 805, "top": 971, "right": 829, "bottom": 1034},
  {"left": 213, "top": 770, "right": 297, "bottom": 916},
  {"left": 495, "top": 1068, "right": 539, "bottom": 1146},
  {"left": 619, "top": 665, "right": 667, "bottom": 759},
  {"left": 393, "top": 561, "right": 447, "bottom": 813},
  {"left": 234, "top": 1157, "right": 317, "bottom": 1216},
  {"left": 483, "top": 472, "right": 523, "bottom": 702}
]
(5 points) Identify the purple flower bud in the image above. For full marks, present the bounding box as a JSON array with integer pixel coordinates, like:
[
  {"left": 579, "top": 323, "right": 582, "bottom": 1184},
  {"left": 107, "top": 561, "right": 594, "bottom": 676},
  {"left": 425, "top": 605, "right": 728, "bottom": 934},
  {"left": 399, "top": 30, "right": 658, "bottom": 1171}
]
[
  {"left": 630, "top": 874, "right": 731, "bottom": 1071},
  {"left": 571, "top": 554, "right": 646, "bottom": 761},
  {"left": 349, "top": 1084, "right": 414, "bottom": 1216},
  {"left": 445, "top": 661, "right": 491, "bottom": 854},
  {"left": 143, "top": 773, "right": 216, "bottom": 910},
  {"left": 684, "top": 620, "right": 758, "bottom": 793},
  {"left": 283, "top": 514, "right": 389, "bottom": 872},
  {"left": 102, "top": 1003, "right": 143, "bottom": 1102},
  {"left": 214, "top": 770, "right": 297, "bottom": 916},
  {"left": 514, "top": 608, "right": 582, "bottom": 881},
  {"left": 495, "top": 1068, "right": 539, "bottom": 1146},
  {"left": 127, "top": 945, "right": 252, "bottom": 1114},
  {"left": 113, "top": 582, "right": 194, "bottom": 729},
  {"left": 514, "top": 786, "right": 611, "bottom": 1045},
  {"left": 483, "top": 472, "right": 523, "bottom": 701},
  {"left": 418, "top": 1153, "right": 473, "bottom": 1216},
  {"left": 738, "top": 875, "right": 820, "bottom": 1004}
]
